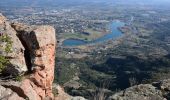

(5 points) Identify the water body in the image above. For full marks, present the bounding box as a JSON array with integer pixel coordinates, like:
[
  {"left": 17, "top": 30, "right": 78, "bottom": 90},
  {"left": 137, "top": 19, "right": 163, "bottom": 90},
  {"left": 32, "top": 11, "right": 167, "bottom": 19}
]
[{"left": 63, "top": 21, "right": 125, "bottom": 46}]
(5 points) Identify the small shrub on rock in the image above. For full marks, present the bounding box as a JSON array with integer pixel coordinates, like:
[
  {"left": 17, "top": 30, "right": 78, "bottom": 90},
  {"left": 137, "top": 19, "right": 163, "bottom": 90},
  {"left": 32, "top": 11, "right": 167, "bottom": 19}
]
[{"left": 0, "top": 33, "right": 12, "bottom": 73}]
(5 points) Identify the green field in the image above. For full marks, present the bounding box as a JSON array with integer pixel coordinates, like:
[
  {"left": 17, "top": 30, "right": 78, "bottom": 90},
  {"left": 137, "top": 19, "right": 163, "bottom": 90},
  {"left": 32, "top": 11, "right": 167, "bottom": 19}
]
[{"left": 60, "top": 28, "right": 107, "bottom": 41}]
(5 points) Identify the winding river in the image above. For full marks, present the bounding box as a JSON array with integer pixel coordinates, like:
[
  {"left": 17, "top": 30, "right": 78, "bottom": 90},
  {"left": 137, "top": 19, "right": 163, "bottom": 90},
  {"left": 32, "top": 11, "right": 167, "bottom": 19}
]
[{"left": 63, "top": 21, "right": 125, "bottom": 46}]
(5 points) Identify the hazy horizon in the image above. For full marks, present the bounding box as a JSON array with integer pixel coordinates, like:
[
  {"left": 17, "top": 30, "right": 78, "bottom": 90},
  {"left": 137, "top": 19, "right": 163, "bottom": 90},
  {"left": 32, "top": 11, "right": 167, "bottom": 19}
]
[{"left": 1, "top": 0, "right": 170, "bottom": 7}]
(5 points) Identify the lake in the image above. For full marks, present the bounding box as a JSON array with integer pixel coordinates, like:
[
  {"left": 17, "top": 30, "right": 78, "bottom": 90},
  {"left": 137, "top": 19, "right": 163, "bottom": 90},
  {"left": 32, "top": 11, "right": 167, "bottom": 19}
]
[{"left": 63, "top": 21, "right": 125, "bottom": 46}]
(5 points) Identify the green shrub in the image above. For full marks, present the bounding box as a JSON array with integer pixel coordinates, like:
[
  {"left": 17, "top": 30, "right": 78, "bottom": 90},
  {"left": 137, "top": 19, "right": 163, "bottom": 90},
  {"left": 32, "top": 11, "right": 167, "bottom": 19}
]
[
  {"left": 52, "top": 88, "right": 59, "bottom": 97},
  {"left": 0, "top": 34, "right": 13, "bottom": 54},
  {"left": 0, "top": 55, "right": 9, "bottom": 72},
  {"left": 0, "top": 34, "right": 13, "bottom": 73},
  {"left": 15, "top": 75, "right": 23, "bottom": 81}
]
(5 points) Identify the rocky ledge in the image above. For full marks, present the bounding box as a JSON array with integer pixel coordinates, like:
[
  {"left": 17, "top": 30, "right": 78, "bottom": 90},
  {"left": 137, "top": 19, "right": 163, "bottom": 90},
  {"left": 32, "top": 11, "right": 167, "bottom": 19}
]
[
  {"left": 0, "top": 13, "right": 56, "bottom": 100},
  {"left": 109, "top": 79, "right": 170, "bottom": 100}
]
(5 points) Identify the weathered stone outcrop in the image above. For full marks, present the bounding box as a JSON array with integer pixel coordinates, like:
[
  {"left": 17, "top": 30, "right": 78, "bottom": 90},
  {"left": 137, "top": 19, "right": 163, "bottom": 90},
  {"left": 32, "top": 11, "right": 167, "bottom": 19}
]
[
  {"left": 0, "top": 85, "right": 24, "bottom": 100},
  {"left": 0, "top": 13, "right": 56, "bottom": 100},
  {"left": 12, "top": 23, "right": 56, "bottom": 99},
  {"left": 109, "top": 79, "right": 170, "bottom": 100},
  {"left": 0, "top": 13, "right": 27, "bottom": 76}
]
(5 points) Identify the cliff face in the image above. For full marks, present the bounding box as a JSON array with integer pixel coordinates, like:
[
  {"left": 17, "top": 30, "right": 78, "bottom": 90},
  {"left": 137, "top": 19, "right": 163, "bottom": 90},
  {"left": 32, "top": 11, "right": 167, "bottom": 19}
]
[
  {"left": 12, "top": 23, "right": 56, "bottom": 100},
  {"left": 0, "top": 13, "right": 56, "bottom": 100}
]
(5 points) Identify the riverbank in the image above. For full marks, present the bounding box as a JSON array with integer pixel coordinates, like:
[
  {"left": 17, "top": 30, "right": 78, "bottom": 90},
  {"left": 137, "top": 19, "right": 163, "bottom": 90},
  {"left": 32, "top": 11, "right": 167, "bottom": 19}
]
[
  {"left": 58, "top": 28, "right": 109, "bottom": 44},
  {"left": 62, "top": 21, "right": 125, "bottom": 46}
]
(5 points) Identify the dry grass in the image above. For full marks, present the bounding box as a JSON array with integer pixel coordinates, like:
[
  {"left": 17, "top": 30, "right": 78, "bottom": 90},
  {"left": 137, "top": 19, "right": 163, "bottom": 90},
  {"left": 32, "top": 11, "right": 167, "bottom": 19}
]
[
  {"left": 93, "top": 88, "right": 107, "bottom": 100},
  {"left": 91, "top": 81, "right": 110, "bottom": 100}
]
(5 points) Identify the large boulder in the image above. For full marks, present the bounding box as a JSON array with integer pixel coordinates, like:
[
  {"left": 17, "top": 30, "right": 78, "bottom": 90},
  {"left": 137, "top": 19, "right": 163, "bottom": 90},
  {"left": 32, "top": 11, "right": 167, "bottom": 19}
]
[
  {"left": 12, "top": 23, "right": 56, "bottom": 100},
  {"left": 108, "top": 84, "right": 164, "bottom": 100},
  {"left": 108, "top": 79, "right": 170, "bottom": 100}
]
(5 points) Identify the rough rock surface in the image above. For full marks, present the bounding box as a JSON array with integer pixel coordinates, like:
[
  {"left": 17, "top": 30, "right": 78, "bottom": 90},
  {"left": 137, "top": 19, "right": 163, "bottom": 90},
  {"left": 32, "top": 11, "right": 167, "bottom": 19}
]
[
  {"left": 0, "top": 85, "right": 24, "bottom": 100},
  {"left": 0, "top": 13, "right": 27, "bottom": 75},
  {"left": 0, "top": 13, "right": 56, "bottom": 100},
  {"left": 109, "top": 79, "right": 170, "bottom": 100},
  {"left": 53, "top": 84, "right": 87, "bottom": 100},
  {"left": 12, "top": 23, "right": 56, "bottom": 99}
]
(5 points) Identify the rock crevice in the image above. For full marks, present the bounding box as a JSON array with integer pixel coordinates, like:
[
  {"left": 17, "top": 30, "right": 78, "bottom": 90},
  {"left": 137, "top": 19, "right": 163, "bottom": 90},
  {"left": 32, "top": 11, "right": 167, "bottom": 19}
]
[
  {"left": 16, "top": 32, "right": 33, "bottom": 72},
  {"left": 12, "top": 24, "right": 56, "bottom": 100},
  {"left": 0, "top": 14, "right": 56, "bottom": 100}
]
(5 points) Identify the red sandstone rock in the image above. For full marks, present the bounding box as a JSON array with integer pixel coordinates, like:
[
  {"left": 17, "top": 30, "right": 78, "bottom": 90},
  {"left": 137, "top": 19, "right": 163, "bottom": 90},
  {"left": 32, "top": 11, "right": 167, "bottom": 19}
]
[
  {"left": 1, "top": 18, "right": 56, "bottom": 100},
  {"left": 14, "top": 25, "right": 56, "bottom": 100},
  {"left": 21, "top": 79, "right": 40, "bottom": 100}
]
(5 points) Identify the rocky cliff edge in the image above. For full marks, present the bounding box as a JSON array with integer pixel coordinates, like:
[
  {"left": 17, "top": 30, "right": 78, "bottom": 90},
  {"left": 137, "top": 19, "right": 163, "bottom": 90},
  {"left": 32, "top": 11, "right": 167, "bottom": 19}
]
[
  {"left": 0, "top": 13, "right": 56, "bottom": 100},
  {"left": 0, "top": 13, "right": 87, "bottom": 100}
]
